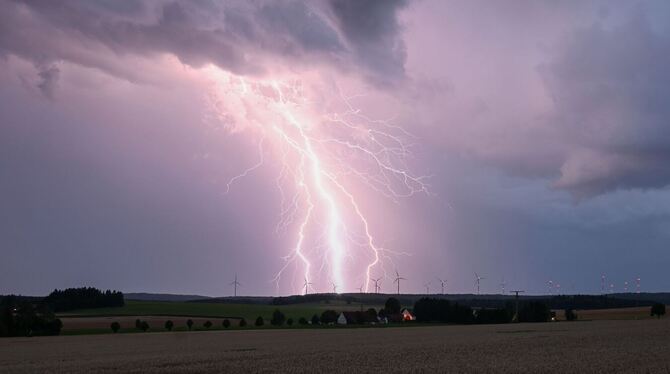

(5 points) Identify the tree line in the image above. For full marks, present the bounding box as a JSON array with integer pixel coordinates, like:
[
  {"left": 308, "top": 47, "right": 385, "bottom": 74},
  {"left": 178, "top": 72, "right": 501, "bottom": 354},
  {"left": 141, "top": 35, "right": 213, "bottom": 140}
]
[{"left": 44, "top": 287, "right": 124, "bottom": 312}]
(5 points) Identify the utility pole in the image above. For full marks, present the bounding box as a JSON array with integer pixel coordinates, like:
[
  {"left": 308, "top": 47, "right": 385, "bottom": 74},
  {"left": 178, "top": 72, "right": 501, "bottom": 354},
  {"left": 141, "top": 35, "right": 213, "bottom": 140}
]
[{"left": 510, "top": 290, "right": 525, "bottom": 323}]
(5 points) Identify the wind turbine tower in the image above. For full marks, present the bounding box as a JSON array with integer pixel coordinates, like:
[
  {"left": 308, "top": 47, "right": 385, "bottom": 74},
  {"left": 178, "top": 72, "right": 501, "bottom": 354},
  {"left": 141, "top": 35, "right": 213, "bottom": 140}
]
[
  {"left": 393, "top": 270, "right": 406, "bottom": 295},
  {"left": 332, "top": 282, "right": 338, "bottom": 294},
  {"left": 636, "top": 277, "right": 641, "bottom": 294},
  {"left": 437, "top": 278, "right": 447, "bottom": 295},
  {"left": 303, "top": 277, "right": 313, "bottom": 295},
  {"left": 474, "top": 272, "right": 485, "bottom": 295},
  {"left": 371, "top": 277, "right": 382, "bottom": 294},
  {"left": 424, "top": 282, "right": 430, "bottom": 294},
  {"left": 230, "top": 274, "right": 241, "bottom": 297}
]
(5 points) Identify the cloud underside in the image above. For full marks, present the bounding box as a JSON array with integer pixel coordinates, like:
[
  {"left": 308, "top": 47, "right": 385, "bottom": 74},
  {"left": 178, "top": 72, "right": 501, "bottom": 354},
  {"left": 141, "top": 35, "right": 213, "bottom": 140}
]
[{"left": 0, "top": 0, "right": 408, "bottom": 89}]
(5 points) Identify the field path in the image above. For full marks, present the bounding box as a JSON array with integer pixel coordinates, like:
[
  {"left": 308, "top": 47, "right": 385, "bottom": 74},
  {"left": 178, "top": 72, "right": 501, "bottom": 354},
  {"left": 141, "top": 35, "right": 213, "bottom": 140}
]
[{"left": 1, "top": 319, "right": 669, "bottom": 373}]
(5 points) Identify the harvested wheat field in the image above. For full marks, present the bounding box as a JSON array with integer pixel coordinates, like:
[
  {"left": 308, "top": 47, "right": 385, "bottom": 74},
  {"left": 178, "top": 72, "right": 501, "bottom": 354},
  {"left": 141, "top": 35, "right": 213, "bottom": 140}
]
[{"left": 1, "top": 319, "right": 669, "bottom": 373}]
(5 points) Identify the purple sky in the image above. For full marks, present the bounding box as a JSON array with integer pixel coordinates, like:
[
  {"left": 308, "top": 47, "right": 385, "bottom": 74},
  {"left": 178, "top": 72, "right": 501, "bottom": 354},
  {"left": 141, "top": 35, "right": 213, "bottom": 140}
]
[{"left": 1, "top": 0, "right": 669, "bottom": 296}]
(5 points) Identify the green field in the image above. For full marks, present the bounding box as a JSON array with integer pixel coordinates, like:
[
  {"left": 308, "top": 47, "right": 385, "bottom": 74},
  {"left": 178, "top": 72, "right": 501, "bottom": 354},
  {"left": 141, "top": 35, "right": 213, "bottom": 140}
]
[{"left": 60, "top": 300, "right": 382, "bottom": 322}]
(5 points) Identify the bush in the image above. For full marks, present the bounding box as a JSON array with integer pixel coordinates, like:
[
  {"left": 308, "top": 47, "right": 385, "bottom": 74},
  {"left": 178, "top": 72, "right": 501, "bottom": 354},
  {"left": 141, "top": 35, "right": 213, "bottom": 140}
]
[
  {"left": 311, "top": 314, "right": 320, "bottom": 325},
  {"left": 222, "top": 319, "right": 231, "bottom": 328},
  {"left": 320, "top": 310, "right": 339, "bottom": 324},
  {"left": 255, "top": 316, "right": 264, "bottom": 326},
  {"left": 565, "top": 308, "right": 578, "bottom": 321},
  {"left": 135, "top": 319, "right": 142, "bottom": 330},
  {"left": 204, "top": 320, "right": 212, "bottom": 329},
  {"left": 239, "top": 318, "right": 247, "bottom": 327},
  {"left": 519, "top": 302, "right": 551, "bottom": 323},
  {"left": 298, "top": 317, "right": 308, "bottom": 325},
  {"left": 651, "top": 303, "right": 666, "bottom": 319},
  {"left": 110, "top": 321, "right": 121, "bottom": 333},
  {"left": 186, "top": 319, "right": 194, "bottom": 330},
  {"left": 385, "top": 297, "right": 402, "bottom": 315},
  {"left": 271, "top": 309, "right": 286, "bottom": 326},
  {"left": 165, "top": 320, "right": 174, "bottom": 331},
  {"left": 413, "top": 298, "right": 474, "bottom": 324},
  {"left": 475, "top": 308, "right": 510, "bottom": 324},
  {"left": 286, "top": 318, "right": 293, "bottom": 326},
  {"left": 140, "top": 321, "right": 149, "bottom": 332}
]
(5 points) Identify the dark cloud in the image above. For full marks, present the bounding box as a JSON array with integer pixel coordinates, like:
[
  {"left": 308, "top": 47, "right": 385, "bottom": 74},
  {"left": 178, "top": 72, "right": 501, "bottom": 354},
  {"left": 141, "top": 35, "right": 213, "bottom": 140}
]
[
  {"left": 0, "top": 0, "right": 409, "bottom": 96},
  {"left": 329, "top": 0, "right": 408, "bottom": 84},
  {"left": 540, "top": 11, "right": 670, "bottom": 197}
]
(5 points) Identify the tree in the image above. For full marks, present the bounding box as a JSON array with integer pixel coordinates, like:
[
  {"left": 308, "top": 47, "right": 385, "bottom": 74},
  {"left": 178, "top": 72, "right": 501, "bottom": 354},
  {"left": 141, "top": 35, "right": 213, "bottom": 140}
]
[
  {"left": 271, "top": 309, "right": 286, "bottom": 326},
  {"left": 255, "top": 316, "right": 264, "bottom": 326},
  {"left": 222, "top": 319, "right": 231, "bottom": 328},
  {"left": 385, "top": 297, "right": 401, "bottom": 315},
  {"left": 165, "top": 320, "right": 174, "bottom": 331},
  {"left": 298, "top": 317, "right": 308, "bottom": 325},
  {"left": 311, "top": 314, "right": 320, "bottom": 325},
  {"left": 110, "top": 322, "right": 121, "bottom": 333},
  {"left": 286, "top": 318, "right": 293, "bottom": 326},
  {"left": 651, "top": 303, "right": 666, "bottom": 319},
  {"left": 519, "top": 302, "right": 551, "bottom": 323},
  {"left": 565, "top": 309, "right": 578, "bottom": 321},
  {"left": 204, "top": 320, "right": 212, "bottom": 329},
  {"left": 140, "top": 321, "right": 149, "bottom": 332},
  {"left": 320, "top": 310, "right": 339, "bottom": 324},
  {"left": 186, "top": 319, "right": 194, "bottom": 330},
  {"left": 239, "top": 318, "right": 247, "bottom": 327}
]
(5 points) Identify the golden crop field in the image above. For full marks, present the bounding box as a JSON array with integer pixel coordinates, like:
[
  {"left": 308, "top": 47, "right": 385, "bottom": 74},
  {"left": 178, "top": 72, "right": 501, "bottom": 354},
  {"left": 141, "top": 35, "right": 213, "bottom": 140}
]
[{"left": 1, "top": 318, "right": 669, "bottom": 373}]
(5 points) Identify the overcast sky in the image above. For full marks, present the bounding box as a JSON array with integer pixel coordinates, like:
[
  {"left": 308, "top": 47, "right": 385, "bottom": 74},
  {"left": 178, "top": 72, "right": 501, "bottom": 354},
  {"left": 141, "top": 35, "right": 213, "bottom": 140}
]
[{"left": 1, "top": 0, "right": 669, "bottom": 296}]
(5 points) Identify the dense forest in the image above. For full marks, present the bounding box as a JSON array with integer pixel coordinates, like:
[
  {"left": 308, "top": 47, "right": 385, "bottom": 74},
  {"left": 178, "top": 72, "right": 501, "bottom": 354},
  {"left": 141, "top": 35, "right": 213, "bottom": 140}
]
[{"left": 44, "top": 287, "right": 124, "bottom": 312}]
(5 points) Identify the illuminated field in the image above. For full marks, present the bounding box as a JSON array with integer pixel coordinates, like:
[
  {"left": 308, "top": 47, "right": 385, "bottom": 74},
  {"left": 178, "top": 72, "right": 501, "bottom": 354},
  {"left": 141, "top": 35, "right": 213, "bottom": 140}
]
[{"left": 2, "top": 319, "right": 668, "bottom": 373}]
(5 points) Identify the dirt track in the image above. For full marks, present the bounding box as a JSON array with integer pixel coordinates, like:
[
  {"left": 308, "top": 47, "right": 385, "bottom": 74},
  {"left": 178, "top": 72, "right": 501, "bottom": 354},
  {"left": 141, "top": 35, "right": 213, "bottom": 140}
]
[{"left": 1, "top": 319, "right": 669, "bottom": 373}]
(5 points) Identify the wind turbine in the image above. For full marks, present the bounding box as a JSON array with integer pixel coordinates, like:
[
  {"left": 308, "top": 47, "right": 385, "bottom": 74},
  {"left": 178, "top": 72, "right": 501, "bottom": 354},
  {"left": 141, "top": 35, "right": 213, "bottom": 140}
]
[
  {"left": 547, "top": 280, "right": 554, "bottom": 295},
  {"left": 623, "top": 281, "right": 629, "bottom": 293},
  {"left": 424, "top": 282, "right": 431, "bottom": 294},
  {"left": 303, "top": 277, "right": 313, "bottom": 295},
  {"left": 371, "top": 277, "right": 382, "bottom": 294},
  {"left": 601, "top": 274, "right": 606, "bottom": 294},
  {"left": 393, "top": 270, "right": 406, "bottom": 295},
  {"left": 636, "top": 277, "right": 641, "bottom": 294},
  {"left": 230, "top": 274, "right": 241, "bottom": 297},
  {"left": 474, "top": 272, "right": 485, "bottom": 295},
  {"left": 500, "top": 278, "right": 507, "bottom": 295},
  {"left": 437, "top": 278, "right": 447, "bottom": 295},
  {"left": 332, "top": 282, "right": 338, "bottom": 294},
  {"left": 357, "top": 285, "right": 364, "bottom": 293}
]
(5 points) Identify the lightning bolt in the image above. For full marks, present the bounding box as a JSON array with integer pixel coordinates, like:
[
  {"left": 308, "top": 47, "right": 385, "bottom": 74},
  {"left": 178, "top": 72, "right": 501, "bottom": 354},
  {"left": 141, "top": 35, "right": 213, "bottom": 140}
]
[{"left": 206, "top": 66, "right": 429, "bottom": 294}]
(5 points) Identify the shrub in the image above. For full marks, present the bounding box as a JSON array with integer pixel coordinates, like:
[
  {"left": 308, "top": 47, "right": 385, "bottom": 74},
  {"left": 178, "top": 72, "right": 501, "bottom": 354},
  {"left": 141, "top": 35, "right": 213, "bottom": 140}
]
[
  {"left": 140, "top": 321, "right": 149, "bottom": 332},
  {"left": 165, "top": 320, "right": 174, "bottom": 331},
  {"left": 271, "top": 309, "right": 286, "bottom": 326},
  {"left": 519, "top": 302, "right": 551, "bottom": 323},
  {"left": 565, "top": 309, "right": 578, "bottom": 321},
  {"left": 286, "top": 318, "right": 293, "bottom": 326},
  {"left": 135, "top": 319, "right": 142, "bottom": 330},
  {"left": 186, "top": 319, "right": 194, "bottom": 330},
  {"left": 385, "top": 297, "right": 402, "bottom": 314},
  {"left": 110, "top": 321, "right": 121, "bottom": 333},
  {"left": 651, "top": 303, "right": 666, "bottom": 319},
  {"left": 255, "top": 316, "right": 264, "bottom": 326},
  {"left": 320, "top": 310, "right": 339, "bottom": 324},
  {"left": 222, "top": 319, "right": 231, "bottom": 328},
  {"left": 311, "top": 314, "right": 320, "bottom": 325},
  {"left": 204, "top": 320, "right": 212, "bottom": 329},
  {"left": 298, "top": 317, "right": 308, "bottom": 325},
  {"left": 239, "top": 318, "right": 247, "bottom": 327},
  {"left": 475, "top": 308, "right": 510, "bottom": 324}
]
